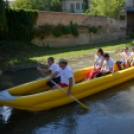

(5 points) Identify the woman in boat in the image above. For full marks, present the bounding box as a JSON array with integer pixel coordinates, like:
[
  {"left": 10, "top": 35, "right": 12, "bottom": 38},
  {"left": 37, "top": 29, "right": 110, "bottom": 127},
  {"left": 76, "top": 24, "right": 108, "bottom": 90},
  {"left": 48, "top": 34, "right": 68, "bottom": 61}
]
[
  {"left": 83, "top": 48, "right": 104, "bottom": 81},
  {"left": 37, "top": 57, "right": 60, "bottom": 89},
  {"left": 95, "top": 53, "right": 114, "bottom": 77},
  {"left": 116, "top": 47, "right": 131, "bottom": 70}
]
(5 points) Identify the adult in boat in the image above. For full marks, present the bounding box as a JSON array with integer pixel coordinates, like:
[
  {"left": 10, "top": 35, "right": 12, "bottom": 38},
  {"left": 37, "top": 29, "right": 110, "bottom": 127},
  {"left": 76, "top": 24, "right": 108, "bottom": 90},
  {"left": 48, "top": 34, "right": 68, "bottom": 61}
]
[
  {"left": 127, "top": 46, "right": 134, "bottom": 67},
  {"left": 116, "top": 47, "right": 131, "bottom": 70},
  {"left": 37, "top": 57, "right": 60, "bottom": 89},
  {"left": 83, "top": 48, "right": 104, "bottom": 81},
  {"left": 52, "top": 58, "right": 74, "bottom": 95},
  {"left": 95, "top": 53, "right": 114, "bottom": 78}
]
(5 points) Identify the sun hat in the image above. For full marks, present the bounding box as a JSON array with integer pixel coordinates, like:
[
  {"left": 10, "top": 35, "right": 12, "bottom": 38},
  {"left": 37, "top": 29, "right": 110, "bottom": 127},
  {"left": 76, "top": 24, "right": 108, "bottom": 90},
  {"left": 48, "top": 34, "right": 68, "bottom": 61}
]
[{"left": 58, "top": 58, "right": 68, "bottom": 64}]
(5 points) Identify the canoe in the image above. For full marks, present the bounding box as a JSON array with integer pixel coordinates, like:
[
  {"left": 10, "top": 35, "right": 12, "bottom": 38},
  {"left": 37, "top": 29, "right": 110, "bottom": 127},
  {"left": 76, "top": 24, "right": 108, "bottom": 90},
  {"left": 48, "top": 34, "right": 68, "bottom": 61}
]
[{"left": 0, "top": 64, "right": 134, "bottom": 111}]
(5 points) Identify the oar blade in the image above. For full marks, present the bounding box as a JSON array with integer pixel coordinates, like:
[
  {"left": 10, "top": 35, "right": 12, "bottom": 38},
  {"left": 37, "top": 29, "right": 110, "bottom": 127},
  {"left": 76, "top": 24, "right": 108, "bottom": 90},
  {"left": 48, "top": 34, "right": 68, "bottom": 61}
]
[{"left": 79, "top": 102, "right": 90, "bottom": 110}]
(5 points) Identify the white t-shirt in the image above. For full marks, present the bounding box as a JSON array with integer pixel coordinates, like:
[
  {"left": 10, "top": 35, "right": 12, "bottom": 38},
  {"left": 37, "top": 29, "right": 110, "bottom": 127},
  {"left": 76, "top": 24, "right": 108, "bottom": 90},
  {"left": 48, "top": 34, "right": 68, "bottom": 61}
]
[
  {"left": 129, "top": 52, "right": 134, "bottom": 62},
  {"left": 49, "top": 63, "right": 60, "bottom": 77},
  {"left": 94, "top": 55, "right": 104, "bottom": 69},
  {"left": 59, "top": 65, "right": 74, "bottom": 85},
  {"left": 101, "top": 58, "right": 114, "bottom": 72},
  {"left": 120, "top": 51, "right": 131, "bottom": 63}
]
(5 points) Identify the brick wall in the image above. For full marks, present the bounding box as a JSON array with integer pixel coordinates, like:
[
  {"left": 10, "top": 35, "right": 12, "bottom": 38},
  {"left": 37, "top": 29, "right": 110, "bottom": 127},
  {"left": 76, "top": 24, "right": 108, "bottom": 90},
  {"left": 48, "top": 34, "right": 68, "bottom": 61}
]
[
  {"left": 32, "top": 11, "right": 127, "bottom": 47},
  {"left": 36, "top": 11, "right": 107, "bottom": 26}
]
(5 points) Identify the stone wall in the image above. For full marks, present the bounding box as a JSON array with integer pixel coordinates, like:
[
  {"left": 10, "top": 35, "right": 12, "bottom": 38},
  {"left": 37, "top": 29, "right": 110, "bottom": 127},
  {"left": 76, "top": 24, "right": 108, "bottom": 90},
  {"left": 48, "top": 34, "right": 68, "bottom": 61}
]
[{"left": 32, "top": 12, "right": 127, "bottom": 47}]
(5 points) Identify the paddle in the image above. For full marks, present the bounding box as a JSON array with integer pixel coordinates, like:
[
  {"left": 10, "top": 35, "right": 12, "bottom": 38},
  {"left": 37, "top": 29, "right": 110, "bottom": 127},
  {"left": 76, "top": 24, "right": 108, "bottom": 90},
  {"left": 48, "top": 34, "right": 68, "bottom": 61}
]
[
  {"left": 51, "top": 80, "right": 89, "bottom": 110},
  {"left": 37, "top": 66, "right": 89, "bottom": 110}
]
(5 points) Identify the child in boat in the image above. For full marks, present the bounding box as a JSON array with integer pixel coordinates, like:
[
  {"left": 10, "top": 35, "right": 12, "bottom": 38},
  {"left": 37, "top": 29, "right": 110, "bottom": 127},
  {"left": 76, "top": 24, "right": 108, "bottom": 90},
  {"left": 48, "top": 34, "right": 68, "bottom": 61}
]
[
  {"left": 83, "top": 48, "right": 104, "bottom": 81},
  {"left": 127, "top": 46, "right": 134, "bottom": 67},
  {"left": 37, "top": 57, "right": 60, "bottom": 88},
  {"left": 95, "top": 53, "right": 114, "bottom": 78},
  {"left": 116, "top": 46, "right": 131, "bottom": 70}
]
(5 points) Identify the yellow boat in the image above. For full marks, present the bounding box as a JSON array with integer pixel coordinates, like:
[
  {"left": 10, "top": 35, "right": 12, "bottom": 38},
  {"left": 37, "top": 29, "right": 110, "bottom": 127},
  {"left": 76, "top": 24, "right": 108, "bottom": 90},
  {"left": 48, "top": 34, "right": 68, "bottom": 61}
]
[{"left": 0, "top": 64, "right": 134, "bottom": 111}]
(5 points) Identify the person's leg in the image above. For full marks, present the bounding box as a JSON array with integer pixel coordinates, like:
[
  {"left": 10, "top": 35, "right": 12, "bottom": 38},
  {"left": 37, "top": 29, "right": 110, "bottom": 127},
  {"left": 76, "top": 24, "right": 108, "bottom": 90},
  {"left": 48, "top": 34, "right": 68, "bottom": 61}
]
[
  {"left": 46, "top": 76, "right": 60, "bottom": 88},
  {"left": 116, "top": 61, "right": 122, "bottom": 70},
  {"left": 121, "top": 63, "right": 125, "bottom": 69},
  {"left": 84, "top": 68, "right": 101, "bottom": 81},
  {"left": 94, "top": 72, "right": 103, "bottom": 78}
]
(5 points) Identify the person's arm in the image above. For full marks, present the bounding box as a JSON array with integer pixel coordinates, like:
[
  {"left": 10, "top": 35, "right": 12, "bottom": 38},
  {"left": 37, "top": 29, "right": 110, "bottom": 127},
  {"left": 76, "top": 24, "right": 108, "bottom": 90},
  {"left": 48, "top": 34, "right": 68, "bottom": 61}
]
[
  {"left": 37, "top": 66, "right": 50, "bottom": 73},
  {"left": 67, "top": 77, "right": 73, "bottom": 95},
  {"left": 48, "top": 71, "right": 59, "bottom": 81},
  {"left": 117, "top": 50, "right": 124, "bottom": 56}
]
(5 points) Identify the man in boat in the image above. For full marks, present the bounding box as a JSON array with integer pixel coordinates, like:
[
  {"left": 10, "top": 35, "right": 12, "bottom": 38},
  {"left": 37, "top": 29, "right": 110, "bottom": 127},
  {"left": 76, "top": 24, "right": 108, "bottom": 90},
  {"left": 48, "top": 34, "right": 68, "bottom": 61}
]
[
  {"left": 52, "top": 58, "right": 74, "bottom": 95},
  {"left": 116, "top": 47, "right": 131, "bottom": 70},
  {"left": 126, "top": 46, "right": 134, "bottom": 67},
  {"left": 37, "top": 57, "right": 60, "bottom": 88},
  {"left": 95, "top": 53, "right": 114, "bottom": 78}
]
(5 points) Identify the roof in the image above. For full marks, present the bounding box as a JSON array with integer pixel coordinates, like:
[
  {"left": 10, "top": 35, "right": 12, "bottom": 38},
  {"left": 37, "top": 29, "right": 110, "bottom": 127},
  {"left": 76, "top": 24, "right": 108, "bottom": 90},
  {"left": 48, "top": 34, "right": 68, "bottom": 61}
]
[{"left": 127, "top": 7, "right": 134, "bottom": 12}]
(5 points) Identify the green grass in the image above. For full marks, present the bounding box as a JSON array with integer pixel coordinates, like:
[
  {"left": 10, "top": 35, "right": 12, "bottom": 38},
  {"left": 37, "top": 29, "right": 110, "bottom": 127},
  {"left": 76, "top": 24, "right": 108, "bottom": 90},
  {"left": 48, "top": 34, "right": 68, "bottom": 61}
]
[{"left": 0, "top": 39, "right": 134, "bottom": 70}]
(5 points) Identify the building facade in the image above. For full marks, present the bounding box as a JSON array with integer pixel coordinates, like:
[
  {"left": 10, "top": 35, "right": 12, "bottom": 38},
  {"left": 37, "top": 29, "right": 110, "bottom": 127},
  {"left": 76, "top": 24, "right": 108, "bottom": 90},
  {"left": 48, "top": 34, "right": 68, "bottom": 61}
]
[
  {"left": 125, "top": 0, "right": 134, "bottom": 32},
  {"left": 61, "top": 0, "right": 84, "bottom": 13}
]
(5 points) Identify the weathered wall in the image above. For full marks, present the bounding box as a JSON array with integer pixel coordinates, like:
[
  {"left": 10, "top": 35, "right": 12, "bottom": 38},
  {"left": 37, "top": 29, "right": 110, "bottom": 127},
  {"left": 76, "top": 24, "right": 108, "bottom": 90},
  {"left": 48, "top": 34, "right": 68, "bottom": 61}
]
[
  {"left": 32, "top": 12, "right": 127, "bottom": 47},
  {"left": 125, "top": 0, "right": 134, "bottom": 7}
]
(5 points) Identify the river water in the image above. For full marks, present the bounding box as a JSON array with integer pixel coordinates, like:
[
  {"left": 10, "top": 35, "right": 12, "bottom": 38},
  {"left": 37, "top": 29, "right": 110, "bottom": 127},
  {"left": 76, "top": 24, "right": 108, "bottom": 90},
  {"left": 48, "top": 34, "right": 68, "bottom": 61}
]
[{"left": 1, "top": 53, "right": 134, "bottom": 134}]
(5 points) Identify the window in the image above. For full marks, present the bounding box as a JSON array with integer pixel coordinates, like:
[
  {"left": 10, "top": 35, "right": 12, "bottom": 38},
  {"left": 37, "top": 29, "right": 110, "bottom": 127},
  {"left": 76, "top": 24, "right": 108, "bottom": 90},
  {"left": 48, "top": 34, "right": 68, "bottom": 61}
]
[
  {"left": 70, "top": 3, "right": 75, "bottom": 12},
  {"left": 76, "top": 3, "right": 80, "bottom": 10},
  {"left": 82, "top": 2, "right": 84, "bottom": 10}
]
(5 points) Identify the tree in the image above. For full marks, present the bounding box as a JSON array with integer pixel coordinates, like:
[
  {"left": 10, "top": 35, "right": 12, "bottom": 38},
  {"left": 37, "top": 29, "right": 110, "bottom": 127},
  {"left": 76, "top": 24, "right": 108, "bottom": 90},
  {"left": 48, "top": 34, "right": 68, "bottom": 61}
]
[
  {"left": 83, "top": 0, "right": 88, "bottom": 12},
  {"left": 50, "top": 0, "right": 62, "bottom": 12},
  {"left": 12, "top": 0, "right": 47, "bottom": 10},
  {"left": 89, "top": 0, "right": 125, "bottom": 18},
  {"left": 12, "top": 0, "right": 62, "bottom": 12},
  {"left": 0, "top": 0, "right": 7, "bottom": 33}
]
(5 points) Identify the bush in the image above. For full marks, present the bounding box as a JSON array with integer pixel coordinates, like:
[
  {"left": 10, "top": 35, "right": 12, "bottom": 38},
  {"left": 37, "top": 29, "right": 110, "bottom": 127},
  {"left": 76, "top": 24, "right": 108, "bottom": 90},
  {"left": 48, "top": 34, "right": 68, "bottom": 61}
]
[
  {"left": 33, "top": 21, "right": 79, "bottom": 38},
  {"left": 4, "top": 8, "right": 38, "bottom": 41},
  {"left": 70, "top": 21, "right": 79, "bottom": 36},
  {"left": 89, "top": 25, "right": 102, "bottom": 34}
]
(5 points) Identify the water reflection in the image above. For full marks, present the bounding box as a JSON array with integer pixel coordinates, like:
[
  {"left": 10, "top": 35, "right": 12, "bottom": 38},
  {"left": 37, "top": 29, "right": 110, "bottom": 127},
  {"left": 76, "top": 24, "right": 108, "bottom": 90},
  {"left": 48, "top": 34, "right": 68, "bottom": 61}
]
[{"left": 1, "top": 54, "right": 134, "bottom": 134}]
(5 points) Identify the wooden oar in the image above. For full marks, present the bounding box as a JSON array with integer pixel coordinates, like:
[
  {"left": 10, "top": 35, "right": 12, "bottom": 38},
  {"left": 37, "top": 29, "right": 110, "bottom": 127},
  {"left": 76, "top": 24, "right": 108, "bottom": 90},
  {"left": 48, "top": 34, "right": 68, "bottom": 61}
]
[
  {"left": 51, "top": 80, "right": 89, "bottom": 110},
  {"left": 38, "top": 68, "right": 89, "bottom": 110}
]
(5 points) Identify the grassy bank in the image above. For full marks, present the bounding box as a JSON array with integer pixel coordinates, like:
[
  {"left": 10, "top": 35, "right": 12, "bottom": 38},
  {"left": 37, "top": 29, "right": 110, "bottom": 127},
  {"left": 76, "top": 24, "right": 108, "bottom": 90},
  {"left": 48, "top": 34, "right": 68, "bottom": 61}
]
[{"left": 0, "top": 39, "right": 134, "bottom": 70}]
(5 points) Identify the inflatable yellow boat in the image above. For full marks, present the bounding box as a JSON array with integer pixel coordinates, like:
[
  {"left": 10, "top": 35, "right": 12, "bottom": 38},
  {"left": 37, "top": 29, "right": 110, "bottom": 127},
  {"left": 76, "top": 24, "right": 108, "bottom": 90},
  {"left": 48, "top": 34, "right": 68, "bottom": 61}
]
[{"left": 0, "top": 64, "right": 134, "bottom": 111}]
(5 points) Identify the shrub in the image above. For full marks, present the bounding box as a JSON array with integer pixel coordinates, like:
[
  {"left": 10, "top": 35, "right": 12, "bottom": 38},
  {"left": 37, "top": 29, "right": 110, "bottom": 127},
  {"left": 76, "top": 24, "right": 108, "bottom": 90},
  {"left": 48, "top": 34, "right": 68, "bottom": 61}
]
[
  {"left": 70, "top": 21, "right": 79, "bottom": 36},
  {"left": 33, "top": 21, "right": 79, "bottom": 38},
  {"left": 89, "top": 25, "right": 102, "bottom": 34},
  {"left": 5, "top": 8, "right": 38, "bottom": 41}
]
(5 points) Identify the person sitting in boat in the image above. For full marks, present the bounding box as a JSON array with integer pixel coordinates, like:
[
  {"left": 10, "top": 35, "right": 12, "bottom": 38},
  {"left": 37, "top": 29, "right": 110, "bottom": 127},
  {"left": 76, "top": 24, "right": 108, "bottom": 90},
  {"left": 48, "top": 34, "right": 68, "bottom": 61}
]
[
  {"left": 37, "top": 57, "right": 60, "bottom": 89},
  {"left": 95, "top": 53, "right": 114, "bottom": 78},
  {"left": 127, "top": 46, "right": 134, "bottom": 67},
  {"left": 52, "top": 58, "right": 74, "bottom": 95},
  {"left": 116, "top": 47, "right": 131, "bottom": 70},
  {"left": 83, "top": 48, "right": 104, "bottom": 81}
]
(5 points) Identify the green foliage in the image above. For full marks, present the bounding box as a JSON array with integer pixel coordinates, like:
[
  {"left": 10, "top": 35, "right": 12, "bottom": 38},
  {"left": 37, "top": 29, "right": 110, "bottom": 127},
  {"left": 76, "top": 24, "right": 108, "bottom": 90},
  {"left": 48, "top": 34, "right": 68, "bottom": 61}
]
[
  {"left": 50, "top": 0, "right": 62, "bottom": 12},
  {"left": 5, "top": 8, "right": 38, "bottom": 41},
  {"left": 0, "top": 0, "right": 7, "bottom": 34},
  {"left": 89, "top": 25, "right": 102, "bottom": 34},
  {"left": 70, "top": 21, "right": 79, "bottom": 36},
  {"left": 12, "top": 0, "right": 62, "bottom": 12},
  {"left": 89, "top": 0, "right": 125, "bottom": 18},
  {"left": 130, "top": 32, "right": 134, "bottom": 38},
  {"left": 34, "top": 22, "right": 79, "bottom": 38},
  {"left": 83, "top": 0, "right": 88, "bottom": 11}
]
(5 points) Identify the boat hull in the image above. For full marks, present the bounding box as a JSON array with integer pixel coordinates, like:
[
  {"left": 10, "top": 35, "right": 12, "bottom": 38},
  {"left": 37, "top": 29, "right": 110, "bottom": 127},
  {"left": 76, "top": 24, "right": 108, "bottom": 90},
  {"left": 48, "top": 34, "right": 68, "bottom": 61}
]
[{"left": 0, "top": 65, "right": 134, "bottom": 111}]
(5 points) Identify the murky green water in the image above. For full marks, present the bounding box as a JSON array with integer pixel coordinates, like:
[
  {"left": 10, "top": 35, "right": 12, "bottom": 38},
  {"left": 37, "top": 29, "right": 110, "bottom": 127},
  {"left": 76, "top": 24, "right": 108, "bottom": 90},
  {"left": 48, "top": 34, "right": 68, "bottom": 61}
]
[{"left": 1, "top": 54, "right": 134, "bottom": 134}]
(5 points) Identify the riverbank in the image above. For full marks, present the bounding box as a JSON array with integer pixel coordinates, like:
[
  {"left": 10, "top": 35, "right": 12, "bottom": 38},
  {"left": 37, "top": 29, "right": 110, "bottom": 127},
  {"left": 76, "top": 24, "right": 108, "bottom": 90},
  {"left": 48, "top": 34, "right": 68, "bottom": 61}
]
[{"left": 0, "top": 39, "right": 133, "bottom": 72}]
